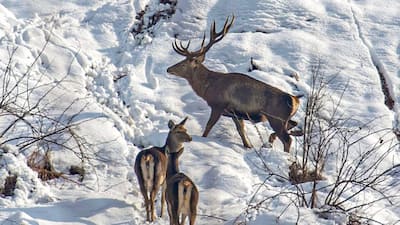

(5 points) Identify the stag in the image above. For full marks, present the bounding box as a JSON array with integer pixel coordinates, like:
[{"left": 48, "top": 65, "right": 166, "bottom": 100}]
[
  {"left": 167, "top": 16, "right": 302, "bottom": 152},
  {"left": 134, "top": 117, "right": 192, "bottom": 222}
]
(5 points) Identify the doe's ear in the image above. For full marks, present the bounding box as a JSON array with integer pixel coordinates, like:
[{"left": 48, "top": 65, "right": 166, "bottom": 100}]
[
  {"left": 168, "top": 120, "right": 175, "bottom": 129},
  {"left": 179, "top": 117, "right": 188, "bottom": 126}
]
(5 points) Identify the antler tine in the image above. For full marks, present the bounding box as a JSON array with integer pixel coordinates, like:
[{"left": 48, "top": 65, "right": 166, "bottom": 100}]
[
  {"left": 200, "top": 33, "right": 206, "bottom": 49},
  {"left": 198, "top": 32, "right": 207, "bottom": 54},
  {"left": 172, "top": 39, "right": 179, "bottom": 50},
  {"left": 210, "top": 21, "right": 216, "bottom": 40},
  {"left": 171, "top": 15, "right": 234, "bottom": 58},
  {"left": 214, "top": 15, "right": 235, "bottom": 41},
  {"left": 179, "top": 40, "right": 191, "bottom": 51},
  {"left": 216, "top": 16, "right": 229, "bottom": 36},
  {"left": 172, "top": 40, "right": 185, "bottom": 56},
  {"left": 172, "top": 39, "right": 193, "bottom": 57},
  {"left": 199, "top": 15, "right": 235, "bottom": 55},
  {"left": 224, "top": 15, "right": 235, "bottom": 34}
]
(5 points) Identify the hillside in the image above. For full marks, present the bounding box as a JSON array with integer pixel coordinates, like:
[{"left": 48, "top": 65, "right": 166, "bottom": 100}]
[{"left": 0, "top": 0, "right": 399, "bottom": 224}]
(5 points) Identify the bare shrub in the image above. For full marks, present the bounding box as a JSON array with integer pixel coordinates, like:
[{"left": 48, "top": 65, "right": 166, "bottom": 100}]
[
  {"left": 0, "top": 36, "right": 99, "bottom": 188},
  {"left": 234, "top": 60, "right": 400, "bottom": 224}
]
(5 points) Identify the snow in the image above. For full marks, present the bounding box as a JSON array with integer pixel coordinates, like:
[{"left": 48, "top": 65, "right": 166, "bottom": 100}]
[{"left": 0, "top": 0, "right": 399, "bottom": 225}]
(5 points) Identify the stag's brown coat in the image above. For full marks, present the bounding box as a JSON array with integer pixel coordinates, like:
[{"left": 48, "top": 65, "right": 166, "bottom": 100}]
[{"left": 167, "top": 16, "right": 301, "bottom": 152}]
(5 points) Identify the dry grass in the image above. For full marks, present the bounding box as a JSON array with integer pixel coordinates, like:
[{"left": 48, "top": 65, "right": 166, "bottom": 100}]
[
  {"left": 27, "top": 151, "right": 62, "bottom": 181},
  {"left": 288, "top": 161, "right": 324, "bottom": 185}
]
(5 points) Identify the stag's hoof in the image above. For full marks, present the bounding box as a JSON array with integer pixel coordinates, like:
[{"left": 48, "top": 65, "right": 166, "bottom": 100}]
[
  {"left": 244, "top": 144, "right": 253, "bottom": 149},
  {"left": 262, "top": 142, "right": 273, "bottom": 148},
  {"left": 290, "top": 129, "right": 304, "bottom": 136}
]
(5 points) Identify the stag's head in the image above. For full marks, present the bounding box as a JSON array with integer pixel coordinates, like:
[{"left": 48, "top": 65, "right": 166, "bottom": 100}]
[{"left": 167, "top": 16, "right": 235, "bottom": 79}]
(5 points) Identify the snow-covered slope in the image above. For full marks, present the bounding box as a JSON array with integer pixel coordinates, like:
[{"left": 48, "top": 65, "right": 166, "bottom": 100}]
[{"left": 0, "top": 0, "right": 399, "bottom": 224}]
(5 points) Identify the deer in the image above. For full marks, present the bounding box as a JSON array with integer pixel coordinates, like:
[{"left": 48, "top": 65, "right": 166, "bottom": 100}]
[
  {"left": 167, "top": 15, "right": 302, "bottom": 152},
  {"left": 134, "top": 117, "right": 192, "bottom": 222},
  {"left": 165, "top": 145, "right": 199, "bottom": 225}
]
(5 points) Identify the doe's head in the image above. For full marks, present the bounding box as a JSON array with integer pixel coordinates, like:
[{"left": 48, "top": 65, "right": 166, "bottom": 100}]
[{"left": 167, "top": 117, "right": 192, "bottom": 145}]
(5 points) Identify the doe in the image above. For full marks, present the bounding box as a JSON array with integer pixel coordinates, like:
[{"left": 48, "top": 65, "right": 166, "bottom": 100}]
[
  {"left": 165, "top": 145, "right": 199, "bottom": 225},
  {"left": 134, "top": 117, "right": 192, "bottom": 222}
]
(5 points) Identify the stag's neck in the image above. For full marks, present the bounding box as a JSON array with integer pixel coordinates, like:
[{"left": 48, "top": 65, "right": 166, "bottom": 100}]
[
  {"left": 166, "top": 150, "right": 181, "bottom": 178},
  {"left": 188, "top": 65, "right": 213, "bottom": 98}
]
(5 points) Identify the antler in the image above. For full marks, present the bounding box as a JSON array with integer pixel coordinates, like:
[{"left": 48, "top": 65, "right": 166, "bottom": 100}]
[
  {"left": 172, "top": 39, "right": 191, "bottom": 56},
  {"left": 172, "top": 15, "right": 235, "bottom": 58}
]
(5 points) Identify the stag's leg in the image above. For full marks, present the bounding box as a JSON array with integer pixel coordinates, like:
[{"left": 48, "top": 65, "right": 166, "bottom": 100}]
[
  {"left": 202, "top": 108, "right": 222, "bottom": 137},
  {"left": 287, "top": 120, "right": 298, "bottom": 130},
  {"left": 268, "top": 118, "right": 292, "bottom": 153},
  {"left": 269, "top": 119, "right": 301, "bottom": 143},
  {"left": 268, "top": 133, "right": 277, "bottom": 144},
  {"left": 232, "top": 117, "right": 253, "bottom": 148},
  {"left": 287, "top": 119, "right": 304, "bottom": 136}
]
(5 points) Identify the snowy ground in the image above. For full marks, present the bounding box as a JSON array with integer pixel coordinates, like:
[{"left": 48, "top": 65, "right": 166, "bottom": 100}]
[{"left": 0, "top": 0, "right": 399, "bottom": 225}]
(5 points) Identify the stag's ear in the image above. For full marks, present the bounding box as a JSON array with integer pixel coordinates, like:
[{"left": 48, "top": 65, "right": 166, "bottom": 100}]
[
  {"left": 179, "top": 117, "right": 188, "bottom": 126},
  {"left": 168, "top": 120, "right": 175, "bottom": 129}
]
